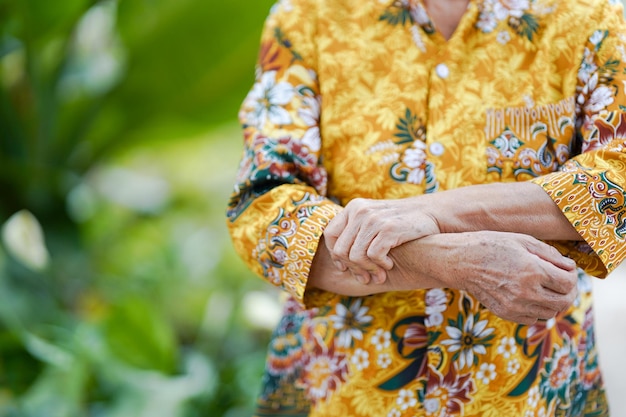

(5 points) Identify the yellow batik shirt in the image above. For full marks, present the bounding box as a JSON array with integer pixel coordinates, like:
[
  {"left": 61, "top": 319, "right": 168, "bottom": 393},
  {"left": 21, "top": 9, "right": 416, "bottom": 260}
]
[{"left": 227, "top": 0, "right": 626, "bottom": 415}]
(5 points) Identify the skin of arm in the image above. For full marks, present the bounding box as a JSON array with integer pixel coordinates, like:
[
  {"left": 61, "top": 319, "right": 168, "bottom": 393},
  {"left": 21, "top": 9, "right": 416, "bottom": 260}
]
[
  {"left": 323, "top": 181, "right": 582, "bottom": 283},
  {"left": 310, "top": 230, "right": 579, "bottom": 324}
]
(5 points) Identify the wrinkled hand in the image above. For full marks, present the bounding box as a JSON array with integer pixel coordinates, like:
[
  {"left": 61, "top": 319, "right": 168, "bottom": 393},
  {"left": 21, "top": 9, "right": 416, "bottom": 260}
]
[
  {"left": 324, "top": 197, "right": 439, "bottom": 284},
  {"left": 408, "top": 231, "right": 578, "bottom": 325}
]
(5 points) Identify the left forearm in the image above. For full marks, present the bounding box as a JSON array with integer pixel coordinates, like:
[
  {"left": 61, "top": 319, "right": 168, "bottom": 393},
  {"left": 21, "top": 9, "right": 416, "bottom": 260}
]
[{"left": 416, "top": 181, "right": 582, "bottom": 241}]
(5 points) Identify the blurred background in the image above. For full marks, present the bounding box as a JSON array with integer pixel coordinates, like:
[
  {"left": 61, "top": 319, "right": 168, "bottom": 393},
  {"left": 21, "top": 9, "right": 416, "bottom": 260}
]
[{"left": 0, "top": 1, "right": 624, "bottom": 416}]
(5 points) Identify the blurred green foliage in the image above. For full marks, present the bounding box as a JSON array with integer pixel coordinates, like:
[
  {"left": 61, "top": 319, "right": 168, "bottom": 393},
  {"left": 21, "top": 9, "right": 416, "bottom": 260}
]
[
  {"left": 0, "top": 0, "right": 277, "bottom": 416},
  {"left": 5, "top": 1, "right": 626, "bottom": 416}
]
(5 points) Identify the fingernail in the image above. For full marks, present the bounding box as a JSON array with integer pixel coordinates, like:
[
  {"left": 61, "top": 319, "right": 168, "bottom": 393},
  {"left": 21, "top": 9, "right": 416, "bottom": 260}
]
[
  {"left": 334, "top": 261, "right": 346, "bottom": 271},
  {"left": 355, "top": 274, "right": 368, "bottom": 284}
]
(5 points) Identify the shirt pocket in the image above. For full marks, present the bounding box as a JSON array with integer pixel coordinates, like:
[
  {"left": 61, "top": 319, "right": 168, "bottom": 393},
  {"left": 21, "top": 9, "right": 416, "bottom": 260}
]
[{"left": 484, "top": 96, "right": 577, "bottom": 182}]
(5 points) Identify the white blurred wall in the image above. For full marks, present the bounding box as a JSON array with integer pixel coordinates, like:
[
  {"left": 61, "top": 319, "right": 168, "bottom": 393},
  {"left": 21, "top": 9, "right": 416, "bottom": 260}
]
[
  {"left": 597, "top": 0, "right": 626, "bottom": 413},
  {"left": 594, "top": 263, "right": 626, "bottom": 417}
]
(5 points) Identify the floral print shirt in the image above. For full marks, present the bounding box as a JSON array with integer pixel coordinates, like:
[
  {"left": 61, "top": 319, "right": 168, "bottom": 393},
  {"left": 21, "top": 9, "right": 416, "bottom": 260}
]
[{"left": 226, "top": 0, "right": 626, "bottom": 416}]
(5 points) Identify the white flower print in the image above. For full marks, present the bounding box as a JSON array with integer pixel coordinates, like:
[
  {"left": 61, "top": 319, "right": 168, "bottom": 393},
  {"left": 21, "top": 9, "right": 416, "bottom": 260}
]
[
  {"left": 377, "top": 353, "right": 392, "bottom": 369},
  {"left": 425, "top": 288, "right": 447, "bottom": 310},
  {"left": 477, "top": 0, "right": 508, "bottom": 32},
  {"left": 609, "top": 142, "right": 626, "bottom": 153},
  {"left": 476, "top": 362, "right": 497, "bottom": 385},
  {"left": 424, "top": 398, "right": 440, "bottom": 414},
  {"left": 410, "top": 24, "right": 427, "bottom": 53},
  {"left": 477, "top": 0, "right": 530, "bottom": 33},
  {"left": 507, "top": 358, "right": 521, "bottom": 374},
  {"left": 402, "top": 141, "right": 428, "bottom": 184},
  {"left": 503, "top": 0, "right": 529, "bottom": 15},
  {"left": 387, "top": 409, "right": 401, "bottom": 417},
  {"left": 527, "top": 386, "right": 540, "bottom": 408},
  {"left": 497, "top": 336, "right": 518, "bottom": 359},
  {"left": 298, "top": 95, "right": 321, "bottom": 152},
  {"left": 351, "top": 348, "right": 370, "bottom": 371},
  {"left": 402, "top": 141, "right": 427, "bottom": 168},
  {"left": 245, "top": 71, "right": 295, "bottom": 130},
  {"left": 577, "top": 51, "right": 597, "bottom": 88},
  {"left": 523, "top": 94, "right": 535, "bottom": 108},
  {"left": 587, "top": 86, "right": 614, "bottom": 114},
  {"left": 407, "top": 167, "right": 425, "bottom": 184},
  {"left": 425, "top": 288, "right": 448, "bottom": 327},
  {"left": 425, "top": 313, "right": 444, "bottom": 327},
  {"left": 589, "top": 30, "right": 607, "bottom": 48},
  {"left": 397, "top": 388, "right": 418, "bottom": 411},
  {"left": 371, "top": 328, "right": 391, "bottom": 351},
  {"left": 270, "top": 0, "right": 293, "bottom": 14},
  {"left": 410, "top": 2, "right": 431, "bottom": 27},
  {"left": 476, "top": 15, "right": 498, "bottom": 33},
  {"left": 495, "top": 2, "right": 509, "bottom": 20},
  {"left": 496, "top": 30, "right": 511, "bottom": 44},
  {"left": 441, "top": 314, "right": 495, "bottom": 369},
  {"left": 330, "top": 298, "right": 373, "bottom": 348}
]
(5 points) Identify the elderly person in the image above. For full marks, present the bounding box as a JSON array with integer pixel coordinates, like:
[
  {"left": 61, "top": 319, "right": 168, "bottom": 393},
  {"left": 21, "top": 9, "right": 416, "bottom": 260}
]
[{"left": 227, "top": 0, "right": 626, "bottom": 415}]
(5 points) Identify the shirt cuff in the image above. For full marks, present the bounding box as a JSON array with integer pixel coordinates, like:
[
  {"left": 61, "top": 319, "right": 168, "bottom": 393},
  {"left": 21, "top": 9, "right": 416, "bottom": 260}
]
[{"left": 531, "top": 170, "right": 626, "bottom": 277}]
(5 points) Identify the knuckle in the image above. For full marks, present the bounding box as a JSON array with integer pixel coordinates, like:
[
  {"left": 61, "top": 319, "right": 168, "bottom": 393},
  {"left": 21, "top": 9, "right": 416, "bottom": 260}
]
[
  {"left": 350, "top": 198, "right": 370, "bottom": 214},
  {"left": 334, "top": 245, "right": 349, "bottom": 258},
  {"left": 348, "top": 252, "right": 367, "bottom": 263},
  {"left": 323, "top": 224, "right": 338, "bottom": 238},
  {"left": 367, "top": 245, "right": 386, "bottom": 260},
  {"left": 555, "top": 298, "right": 570, "bottom": 312}
]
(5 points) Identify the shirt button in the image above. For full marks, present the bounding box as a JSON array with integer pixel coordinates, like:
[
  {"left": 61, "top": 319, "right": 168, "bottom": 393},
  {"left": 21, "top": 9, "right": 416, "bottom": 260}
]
[
  {"left": 435, "top": 63, "right": 449, "bottom": 79},
  {"left": 429, "top": 142, "right": 445, "bottom": 156}
]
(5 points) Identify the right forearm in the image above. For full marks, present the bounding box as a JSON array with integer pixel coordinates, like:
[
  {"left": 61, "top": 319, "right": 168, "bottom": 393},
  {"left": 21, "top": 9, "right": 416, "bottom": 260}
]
[
  {"left": 307, "top": 236, "right": 446, "bottom": 296},
  {"left": 307, "top": 238, "right": 373, "bottom": 296}
]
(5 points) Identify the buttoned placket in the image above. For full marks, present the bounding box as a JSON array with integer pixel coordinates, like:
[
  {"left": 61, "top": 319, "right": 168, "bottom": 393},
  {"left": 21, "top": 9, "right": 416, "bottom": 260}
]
[
  {"left": 414, "top": 1, "right": 482, "bottom": 400},
  {"left": 422, "top": 1, "right": 481, "bottom": 164}
]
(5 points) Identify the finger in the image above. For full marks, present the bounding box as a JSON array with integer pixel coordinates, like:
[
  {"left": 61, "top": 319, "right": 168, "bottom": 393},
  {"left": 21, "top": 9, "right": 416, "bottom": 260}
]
[
  {"left": 348, "top": 226, "right": 379, "bottom": 266},
  {"left": 332, "top": 219, "right": 361, "bottom": 262},
  {"left": 371, "top": 267, "right": 388, "bottom": 285},
  {"left": 527, "top": 304, "right": 559, "bottom": 321},
  {"left": 324, "top": 210, "right": 348, "bottom": 252},
  {"left": 349, "top": 266, "right": 373, "bottom": 285},
  {"left": 534, "top": 282, "right": 577, "bottom": 314},
  {"left": 342, "top": 227, "right": 388, "bottom": 277},
  {"left": 332, "top": 259, "right": 348, "bottom": 271},
  {"left": 367, "top": 233, "right": 395, "bottom": 270},
  {"left": 526, "top": 239, "right": 577, "bottom": 271},
  {"left": 537, "top": 260, "right": 578, "bottom": 296},
  {"left": 535, "top": 289, "right": 576, "bottom": 313},
  {"left": 516, "top": 316, "right": 539, "bottom": 325}
]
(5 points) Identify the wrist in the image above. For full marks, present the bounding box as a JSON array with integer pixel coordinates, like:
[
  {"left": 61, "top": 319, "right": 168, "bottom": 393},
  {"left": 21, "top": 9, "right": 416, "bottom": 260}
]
[
  {"left": 387, "top": 235, "right": 457, "bottom": 290},
  {"left": 406, "top": 194, "right": 446, "bottom": 235}
]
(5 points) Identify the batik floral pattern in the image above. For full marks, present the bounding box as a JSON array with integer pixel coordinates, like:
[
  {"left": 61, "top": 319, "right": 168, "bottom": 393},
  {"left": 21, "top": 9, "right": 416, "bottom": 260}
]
[
  {"left": 329, "top": 298, "right": 373, "bottom": 348},
  {"left": 300, "top": 336, "right": 349, "bottom": 404},
  {"left": 422, "top": 365, "right": 475, "bottom": 416},
  {"left": 539, "top": 342, "right": 579, "bottom": 410},
  {"left": 476, "top": 0, "right": 539, "bottom": 40},
  {"left": 379, "top": 0, "right": 435, "bottom": 34},
  {"left": 366, "top": 108, "right": 440, "bottom": 192},
  {"left": 442, "top": 313, "right": 496, "bottom": 369},
  {"left": 228, "top": 0, "right": 626, "bottom": 416}
]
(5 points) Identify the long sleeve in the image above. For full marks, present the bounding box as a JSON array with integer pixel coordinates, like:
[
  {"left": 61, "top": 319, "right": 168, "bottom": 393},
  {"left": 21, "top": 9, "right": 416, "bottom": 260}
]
[
  {"left": 227, "top": 0, "right": 340, "bottom": 304},
  {"left": 532, "top": 1, "right": 626, "bottom": 277}
]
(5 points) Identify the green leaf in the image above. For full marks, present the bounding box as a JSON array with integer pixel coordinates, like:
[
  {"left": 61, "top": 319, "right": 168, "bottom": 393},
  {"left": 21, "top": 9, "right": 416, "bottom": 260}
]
[{"left": 104, "top": 297, "right": 178, "bottom": 373}]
